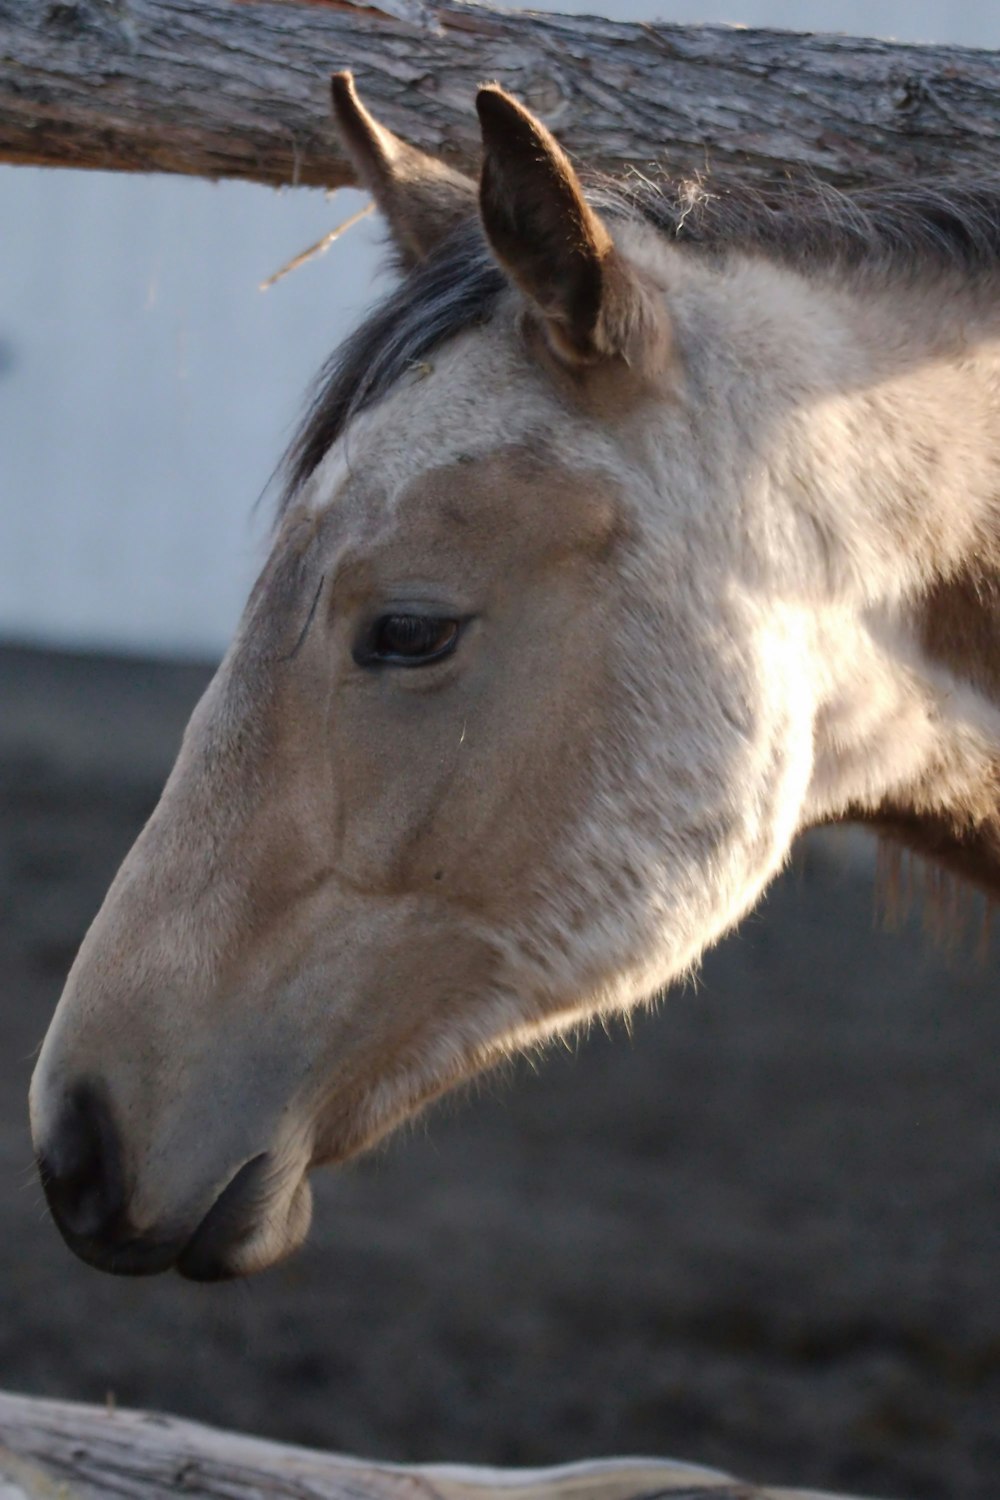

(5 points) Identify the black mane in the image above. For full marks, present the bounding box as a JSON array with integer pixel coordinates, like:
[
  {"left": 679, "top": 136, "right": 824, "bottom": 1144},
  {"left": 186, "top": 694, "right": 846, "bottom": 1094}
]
[
  {"left": 280, "top": 223, "right": 504, "bottom": 510},
  {"left": 280, "top": 175, "right": 1000, "bottom": 509}
]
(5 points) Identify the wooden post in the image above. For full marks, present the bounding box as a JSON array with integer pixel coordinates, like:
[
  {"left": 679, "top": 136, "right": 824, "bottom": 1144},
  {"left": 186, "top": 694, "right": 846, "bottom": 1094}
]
[{"left": 0, "top": 0, "right": 999, "bottom": 190}]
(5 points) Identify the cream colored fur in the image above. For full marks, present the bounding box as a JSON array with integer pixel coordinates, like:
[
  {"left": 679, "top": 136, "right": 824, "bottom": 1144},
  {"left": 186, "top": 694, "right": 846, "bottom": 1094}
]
[{"left": 30, "top": 94, "right": 1000, "bottom": 1278}]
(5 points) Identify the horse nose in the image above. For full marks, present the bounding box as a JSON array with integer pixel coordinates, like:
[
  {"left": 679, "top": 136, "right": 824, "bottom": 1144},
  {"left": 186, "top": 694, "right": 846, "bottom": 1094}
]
[{"left": 37, "top": 1080, "right": 127, "bottom": 1247}]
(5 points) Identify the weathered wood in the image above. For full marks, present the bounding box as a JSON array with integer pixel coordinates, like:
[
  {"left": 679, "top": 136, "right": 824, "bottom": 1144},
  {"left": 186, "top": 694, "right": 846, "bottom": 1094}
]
[
  {"left": 1, "top": 0, "right": 1000, "bottom": 191},
  {"left": 0, "top": 1390, "right": 873, "bottom": 1500}
]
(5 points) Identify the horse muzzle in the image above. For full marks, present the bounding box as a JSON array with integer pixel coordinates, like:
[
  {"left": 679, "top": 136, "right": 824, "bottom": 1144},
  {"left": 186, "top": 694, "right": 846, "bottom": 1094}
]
[{"left": 34, "top": 1079, "right": 312, "bottom": 1280}]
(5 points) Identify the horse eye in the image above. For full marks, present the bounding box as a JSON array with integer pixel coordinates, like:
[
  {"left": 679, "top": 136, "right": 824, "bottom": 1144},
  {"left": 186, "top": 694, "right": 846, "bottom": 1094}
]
[{"left": 362, "top": 614, "right": 461, "bottom": 667}]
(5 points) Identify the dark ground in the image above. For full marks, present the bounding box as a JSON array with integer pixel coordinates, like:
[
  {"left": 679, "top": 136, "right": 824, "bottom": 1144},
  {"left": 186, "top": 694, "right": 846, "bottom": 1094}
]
[{"left": 0, "top": 644, "right": 997, "bottom": 1500}]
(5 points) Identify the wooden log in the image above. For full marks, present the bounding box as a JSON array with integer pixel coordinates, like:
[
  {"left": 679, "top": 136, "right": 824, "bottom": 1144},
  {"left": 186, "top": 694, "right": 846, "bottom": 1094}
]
[
  {"left": 0, "top": 0, "right": 1000, "bottom": 191},
  {"left": 0, "top": 1390, "right": 874, "bottom": 1500}
]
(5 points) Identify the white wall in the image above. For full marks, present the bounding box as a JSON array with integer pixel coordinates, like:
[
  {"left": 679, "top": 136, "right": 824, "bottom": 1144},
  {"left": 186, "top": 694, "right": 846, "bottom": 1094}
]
[
  {"left": 1, "top": 1, "right": 996, "bottom": 658},
  {"left": 0, "top": 172, "right": 378, "bottom": 656}
]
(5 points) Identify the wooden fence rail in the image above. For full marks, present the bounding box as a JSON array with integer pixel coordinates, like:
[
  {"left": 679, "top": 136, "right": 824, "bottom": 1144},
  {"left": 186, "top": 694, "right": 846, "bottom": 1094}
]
[
  {"left": 1, "top": 0, "right": 1000, "bottom": 191},
  {"left": 0, "top": 1391, "right": 874, "bottom": 1500}
]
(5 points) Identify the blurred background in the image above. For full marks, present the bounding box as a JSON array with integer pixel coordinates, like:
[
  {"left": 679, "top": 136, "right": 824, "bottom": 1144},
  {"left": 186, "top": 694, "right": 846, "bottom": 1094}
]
[{"left": 1, "top": 3, "right": 998, "bottom": 1499}]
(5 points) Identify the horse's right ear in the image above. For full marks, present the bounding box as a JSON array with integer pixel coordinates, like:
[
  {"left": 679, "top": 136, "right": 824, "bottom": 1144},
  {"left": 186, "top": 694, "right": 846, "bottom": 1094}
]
[{"left": 331, "top": 72, "right": 477, "bottom": 267}]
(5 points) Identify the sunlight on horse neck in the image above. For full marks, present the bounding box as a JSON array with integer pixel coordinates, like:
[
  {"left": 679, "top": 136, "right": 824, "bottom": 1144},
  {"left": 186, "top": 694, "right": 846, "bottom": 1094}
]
[{"left": 673, "top": 243, "right": 1000, "bottom": 890}]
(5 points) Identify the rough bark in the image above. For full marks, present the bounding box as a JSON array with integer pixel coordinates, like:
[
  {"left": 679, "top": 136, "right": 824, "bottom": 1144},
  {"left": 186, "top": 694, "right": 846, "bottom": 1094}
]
[
  {"left": 0, "top": 1390, "right": 867, "bottom": 1500},
  {"left": 0, "top": 0, "right": 999, "bottom": 192}
]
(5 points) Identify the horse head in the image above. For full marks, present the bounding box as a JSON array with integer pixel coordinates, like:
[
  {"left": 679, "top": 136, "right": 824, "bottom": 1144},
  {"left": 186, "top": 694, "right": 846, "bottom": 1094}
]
[{"left": 32, "top": 79, "right": 1000, "bottom": 1279}]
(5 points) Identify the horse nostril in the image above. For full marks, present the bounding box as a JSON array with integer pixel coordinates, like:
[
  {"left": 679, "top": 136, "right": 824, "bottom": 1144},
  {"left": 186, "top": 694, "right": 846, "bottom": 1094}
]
[{"left": 38, "top": 1080, "right": 126, "bottom": 1244}]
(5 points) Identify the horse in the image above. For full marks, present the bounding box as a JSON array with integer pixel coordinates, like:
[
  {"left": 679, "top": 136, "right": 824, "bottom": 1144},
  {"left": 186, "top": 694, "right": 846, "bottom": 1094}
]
[{"left": 29, "top": 74, "right": 1000, "bottom": 1283}]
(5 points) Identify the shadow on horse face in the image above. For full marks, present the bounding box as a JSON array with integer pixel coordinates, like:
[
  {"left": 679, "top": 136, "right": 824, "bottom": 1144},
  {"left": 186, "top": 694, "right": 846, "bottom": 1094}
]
[{"left": 31, "top": 80, "right": 1000, "bottom": 1278}]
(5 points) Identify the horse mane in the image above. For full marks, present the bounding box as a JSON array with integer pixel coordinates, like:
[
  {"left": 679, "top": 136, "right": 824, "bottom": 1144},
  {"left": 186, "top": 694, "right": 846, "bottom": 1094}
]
[
  {"left": 596, "top": 174, "right": 1000, "bottom": 276},
  {"left": 279, "top": 175, "right": 1000, "bottom": 511}
]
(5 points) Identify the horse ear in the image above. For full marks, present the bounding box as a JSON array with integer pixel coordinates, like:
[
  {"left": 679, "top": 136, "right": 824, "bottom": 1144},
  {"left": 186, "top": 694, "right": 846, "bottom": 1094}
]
[
  {"left": 476, "top": 86, "right": 671, "bottom": 371},
  {"left": 331, "top": 72, "right": 477, "bottom": 266}
]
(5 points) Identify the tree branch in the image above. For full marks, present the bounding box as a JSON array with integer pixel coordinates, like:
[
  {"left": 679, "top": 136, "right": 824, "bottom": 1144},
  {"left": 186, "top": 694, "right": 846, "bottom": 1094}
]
[{"left": 1, "top": 0, "right": 999, "bottom": 191}]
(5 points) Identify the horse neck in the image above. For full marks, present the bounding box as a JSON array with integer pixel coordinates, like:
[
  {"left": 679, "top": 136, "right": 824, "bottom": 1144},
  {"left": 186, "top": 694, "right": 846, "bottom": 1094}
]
[{"left": 726, "top": 261, "right": 1000, "bottom": 893}]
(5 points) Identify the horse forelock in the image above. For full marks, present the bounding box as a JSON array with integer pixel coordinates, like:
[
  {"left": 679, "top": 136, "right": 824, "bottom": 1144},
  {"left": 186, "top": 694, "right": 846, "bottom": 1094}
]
[{"left": 278, "top": 223, "right": 505, "bottom": 516}]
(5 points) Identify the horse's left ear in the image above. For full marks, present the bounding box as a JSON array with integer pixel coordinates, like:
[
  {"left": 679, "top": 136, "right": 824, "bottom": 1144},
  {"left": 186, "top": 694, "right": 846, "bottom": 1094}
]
[
  {"left": 476, "top": 86, "right": 671, "bottom": 371},
  {"left": 331, "top": 72, "right": 477, "bottom": 266}
]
